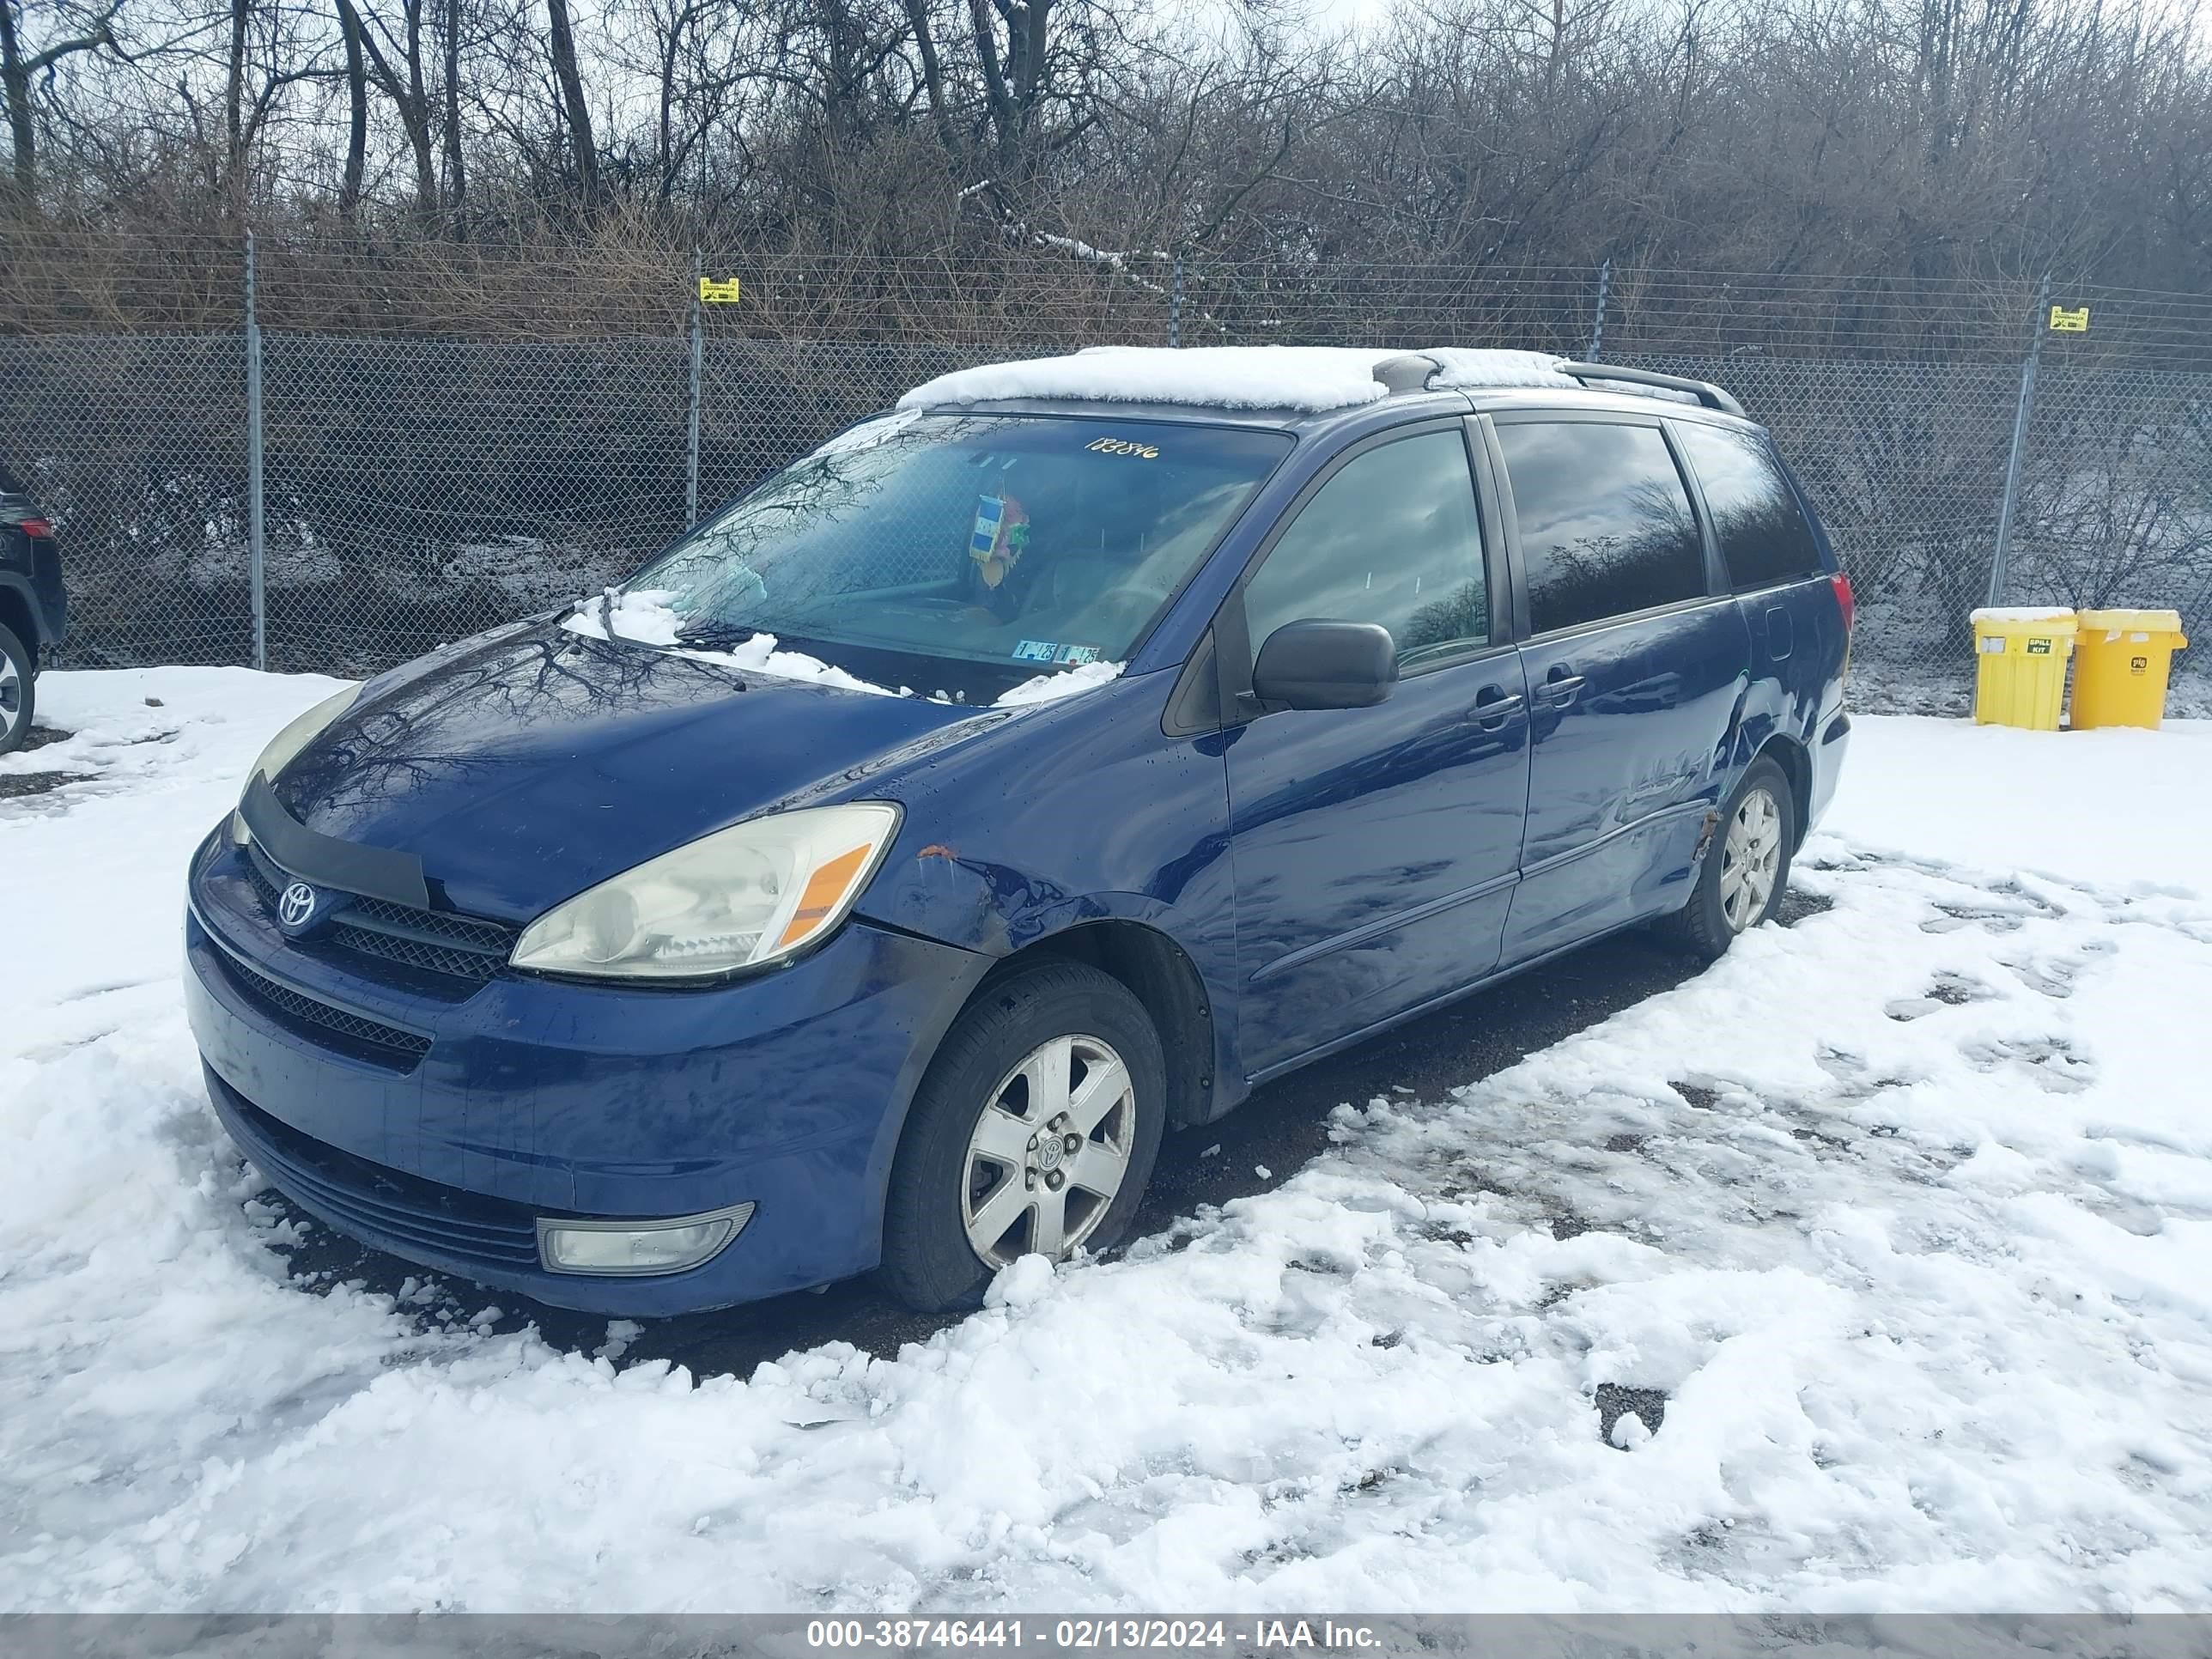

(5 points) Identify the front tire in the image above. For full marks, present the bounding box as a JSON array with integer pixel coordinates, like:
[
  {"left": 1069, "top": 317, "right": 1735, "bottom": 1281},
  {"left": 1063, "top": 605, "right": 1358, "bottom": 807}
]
[
  {"left": 0, "top": 623, "right": 33, "bottom": 757},
  {"left": 880, "top": 960, "right": 1167, "bottom": 1313},
  {"left": 1662, "top": 756, "right": 1796, "bottom": 960}
]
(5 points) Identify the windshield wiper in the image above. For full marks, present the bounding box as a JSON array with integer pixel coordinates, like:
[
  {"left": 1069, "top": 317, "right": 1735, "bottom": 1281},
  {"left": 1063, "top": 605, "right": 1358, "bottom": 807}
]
[{"left": 673, "top": 620, "right": 763, "bottom": 651}]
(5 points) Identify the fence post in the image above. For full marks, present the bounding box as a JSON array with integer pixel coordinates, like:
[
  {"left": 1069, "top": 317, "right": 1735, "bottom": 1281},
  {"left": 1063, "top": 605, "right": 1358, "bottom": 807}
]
[
  {"left": 685, "top": 248, "right": 703, "bottom": 528},
  {"left": 245, "top": 231, "right": 266, "bottom": 672},
  {"left": 1170, "top": 253, "right": 1185, "bottom": 349},
  {"left": 1986, "top": 273, "right": 2051, "bottom": 610},
  {"left": 1588, "top": 258, "right": 1611, "bottom": 360}
]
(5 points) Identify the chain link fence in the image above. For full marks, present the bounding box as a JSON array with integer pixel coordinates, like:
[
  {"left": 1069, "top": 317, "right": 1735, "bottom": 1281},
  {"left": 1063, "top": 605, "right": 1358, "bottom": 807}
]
[{"left": 3, "top": 238, "right": 2208, "bottom": 712}]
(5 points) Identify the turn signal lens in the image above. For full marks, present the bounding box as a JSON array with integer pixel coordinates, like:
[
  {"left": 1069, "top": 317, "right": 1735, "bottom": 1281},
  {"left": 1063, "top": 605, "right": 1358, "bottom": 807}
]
[{"left": 777, "top": 843, "right": 875, "bottom": 949}]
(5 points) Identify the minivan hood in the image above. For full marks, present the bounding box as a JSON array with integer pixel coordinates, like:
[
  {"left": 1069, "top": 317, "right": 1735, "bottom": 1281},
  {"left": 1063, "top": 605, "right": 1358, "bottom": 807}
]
[{"left": 273, "top": 620, "right": 993, "bottom": 921}]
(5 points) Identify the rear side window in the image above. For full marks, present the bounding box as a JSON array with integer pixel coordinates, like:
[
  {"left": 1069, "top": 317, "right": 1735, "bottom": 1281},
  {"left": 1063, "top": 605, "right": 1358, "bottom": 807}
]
[
  {"left": 1243, "top": 428, "right": 1489, "bottom": 668},
  {"left": 1672, "top": 422, "right": 1825, "bottom": 589},
  {"left": 1496, "top": 422, "right": 1706, "bottom": 635}
]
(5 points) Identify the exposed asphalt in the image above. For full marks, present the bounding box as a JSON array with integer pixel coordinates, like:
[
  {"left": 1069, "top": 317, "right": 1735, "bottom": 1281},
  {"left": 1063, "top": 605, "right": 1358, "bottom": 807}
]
[
  {"left": 0, "top": 726, "right": 84, "bottom": 797},
  {"left": 270, "top": 890, "right": 1828, "bottom": 1378}
]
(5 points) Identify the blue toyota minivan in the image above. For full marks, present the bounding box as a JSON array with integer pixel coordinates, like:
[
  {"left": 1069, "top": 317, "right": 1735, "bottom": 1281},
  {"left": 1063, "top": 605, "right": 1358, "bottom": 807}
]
[{"left": 184, "top": 348, "right": 1853, "bottom": 1316}]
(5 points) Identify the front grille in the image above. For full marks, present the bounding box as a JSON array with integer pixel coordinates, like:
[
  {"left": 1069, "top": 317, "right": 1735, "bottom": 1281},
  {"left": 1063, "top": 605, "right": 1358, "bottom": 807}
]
[
  {"left": 216, "top": 945, "right": 432, "bottom": 1066},
  {"left": 330, "top": 923, "right": 497, "bottom": 980},
  {"left": 347, "top": 893, "right": 513, "bottom": 955},
  {"left": 242, "top": 841, "right": 285, "bottom": 909},
  {"left": 246, "top": 840, "right": 515, "bottom": 987},
  {"left": 209, "top": 1073, "right": 542, "bottom": 1271}
]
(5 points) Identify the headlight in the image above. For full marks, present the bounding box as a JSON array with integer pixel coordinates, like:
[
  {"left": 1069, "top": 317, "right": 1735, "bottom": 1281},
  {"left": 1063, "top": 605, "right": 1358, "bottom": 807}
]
[
  {"left": 510, "top": 802, "right": 902, "bottom": 981},
  {"left": 247, "top": 686, "right": 359, "bottom": 786}
]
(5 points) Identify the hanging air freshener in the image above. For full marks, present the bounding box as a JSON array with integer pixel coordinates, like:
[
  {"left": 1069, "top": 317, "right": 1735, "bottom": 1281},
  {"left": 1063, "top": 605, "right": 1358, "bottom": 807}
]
[{"left": 969, "top": 493, "right": 1030, "bottom": 589}]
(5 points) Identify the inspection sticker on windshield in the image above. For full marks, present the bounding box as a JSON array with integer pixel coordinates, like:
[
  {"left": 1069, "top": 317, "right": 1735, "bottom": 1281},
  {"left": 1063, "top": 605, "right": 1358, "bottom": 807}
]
[{"left": 1012, "top": 641, "right": 1103, "bottom": 665}]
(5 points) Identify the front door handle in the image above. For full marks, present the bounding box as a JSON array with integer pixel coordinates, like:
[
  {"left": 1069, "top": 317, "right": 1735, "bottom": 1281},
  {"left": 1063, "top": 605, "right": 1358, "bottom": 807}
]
[
  {"left": 1469, "top": 690, "right": 1524, "bottom": 730},
  {"left": 1536, "top": 672, "right": 1587, "bottom": 707}
]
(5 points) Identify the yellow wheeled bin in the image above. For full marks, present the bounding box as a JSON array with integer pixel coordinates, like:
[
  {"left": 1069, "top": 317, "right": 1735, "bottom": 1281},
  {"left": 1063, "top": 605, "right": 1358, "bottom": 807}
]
[
  {"left": 2071, "top": 609, "right": 2188, "bottom": 730},
  {"left": 1971, "top": 608, "right": 2076, "bottom": 731}
]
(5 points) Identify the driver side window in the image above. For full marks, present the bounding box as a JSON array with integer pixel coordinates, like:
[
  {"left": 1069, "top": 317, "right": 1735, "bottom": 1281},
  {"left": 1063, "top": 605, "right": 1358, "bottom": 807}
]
[{"left": 1243, "top": 428, "right": 1489, "bottom": 669}]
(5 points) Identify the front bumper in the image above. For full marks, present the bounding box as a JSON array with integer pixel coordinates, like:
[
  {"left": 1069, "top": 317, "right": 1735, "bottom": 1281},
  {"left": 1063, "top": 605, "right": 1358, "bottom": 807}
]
[{"left": 185, "top": 828, "right": 988, "bottom": 1315}]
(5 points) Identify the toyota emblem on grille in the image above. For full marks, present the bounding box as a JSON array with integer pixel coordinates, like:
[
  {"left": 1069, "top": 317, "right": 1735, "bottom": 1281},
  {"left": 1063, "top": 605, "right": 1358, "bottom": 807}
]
[{"left": 277, "top": 881, "right": 319, "bottom": 929}]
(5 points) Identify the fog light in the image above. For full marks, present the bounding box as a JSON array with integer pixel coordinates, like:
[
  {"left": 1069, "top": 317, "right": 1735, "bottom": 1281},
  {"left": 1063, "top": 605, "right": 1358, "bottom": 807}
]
[{"left": 538, "top": 1202, "right": 755, "bottom": 1276}]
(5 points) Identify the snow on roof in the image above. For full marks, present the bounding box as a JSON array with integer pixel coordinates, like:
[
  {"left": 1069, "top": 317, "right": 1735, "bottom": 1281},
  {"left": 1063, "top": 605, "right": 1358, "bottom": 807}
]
[
  {"left": 1424, "top": 349, "right": 1586, "bottom": 392},
  {"left": 896, "top": 345, "right": 1584, "bottom": 415}
]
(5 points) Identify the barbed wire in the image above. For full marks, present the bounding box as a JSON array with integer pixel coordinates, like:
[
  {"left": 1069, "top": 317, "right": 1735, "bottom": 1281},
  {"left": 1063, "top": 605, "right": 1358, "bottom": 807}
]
[{"left": 6, "top": 225, "right": 2209, "bottom": 370}]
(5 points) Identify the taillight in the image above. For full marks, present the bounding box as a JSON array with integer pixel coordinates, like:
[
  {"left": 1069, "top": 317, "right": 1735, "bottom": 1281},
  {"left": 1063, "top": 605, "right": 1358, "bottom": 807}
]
[
  {"left": 17, "top": 518, "right": 52, "bottom": 539},
  {"left": 1830, "top": 571, "right": 1855, "bottom": 632}
]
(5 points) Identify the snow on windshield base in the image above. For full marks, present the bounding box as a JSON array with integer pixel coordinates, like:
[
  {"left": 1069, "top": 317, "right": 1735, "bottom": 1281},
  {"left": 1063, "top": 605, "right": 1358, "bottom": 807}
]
[
  {"left": 562, "top": 589, "right": 902, "bottom": 696},
  {"left": 995, "top": 658, "right": 1125, "bottom": 706},
  {"left": 562, "top": 586, "right": 685, "bottom": 646},
  {"left": 896, "top": 346, "right": 1587, "bottom": 413},
  {"left": 562, "top": 588, "right": 1123, "bottom": 708}
]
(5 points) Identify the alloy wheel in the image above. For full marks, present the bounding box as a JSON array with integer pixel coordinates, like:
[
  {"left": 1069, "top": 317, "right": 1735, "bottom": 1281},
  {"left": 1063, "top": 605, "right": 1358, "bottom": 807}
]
[
  {"left": 0, "top": 653, "right": 21, "bottom": 742},
  {"left": 961, "top": 1033, "right": 1135, "bottom": 1267},
  {"left": 1719, "top": 785, "right": 1784, "bottom": 931}
]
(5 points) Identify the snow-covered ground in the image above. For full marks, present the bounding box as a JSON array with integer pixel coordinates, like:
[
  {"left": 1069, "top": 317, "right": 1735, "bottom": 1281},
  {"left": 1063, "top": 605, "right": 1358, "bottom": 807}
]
[{"left": 3, "top": 672, "right": 2211, "bottom": 1613}]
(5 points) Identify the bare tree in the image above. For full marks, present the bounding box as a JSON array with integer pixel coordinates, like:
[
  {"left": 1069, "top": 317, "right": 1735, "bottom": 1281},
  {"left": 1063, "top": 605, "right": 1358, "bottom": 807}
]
[
  {"left": 544, "top": 0, "right": 595, "bottom": 204},
  {"left": 354, "top": 0, "right": 441, "bottom": 219},
  {"left": 333, "top": 0, "right": 368, "bottom": 217},
  {"left": 0, "top": 0, "right": 121, "bottom": 202}
]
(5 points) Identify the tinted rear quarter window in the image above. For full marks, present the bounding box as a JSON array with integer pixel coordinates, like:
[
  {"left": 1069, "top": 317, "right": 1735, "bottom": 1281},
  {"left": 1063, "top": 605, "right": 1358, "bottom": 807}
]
[
  {"left": 1496, "top": 421, "right": 1706, "bottom": 635},
  {"left": 1672, "top": 422, "right": 1825, "bottom": 589}
]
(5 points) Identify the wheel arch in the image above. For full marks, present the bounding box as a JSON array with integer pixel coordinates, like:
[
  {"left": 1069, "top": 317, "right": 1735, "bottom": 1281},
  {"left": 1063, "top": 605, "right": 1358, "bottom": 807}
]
[
  {"left": 859, "top": 912, "right": 1230, "bottom": 1270},
  {"left": 1751, "top": 732, "right": 1813, "bottom": 848},
  {"left": 0, "top": 580, "right": 38, "bottom": 671},
  {"left": 975, "top": 919, "right": 1223, "bottom": 1131}
]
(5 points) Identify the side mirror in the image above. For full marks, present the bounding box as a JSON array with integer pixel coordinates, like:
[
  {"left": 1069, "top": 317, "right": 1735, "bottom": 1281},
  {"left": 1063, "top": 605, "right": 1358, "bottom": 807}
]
[{"left": 1250, "top": 619, "right": 1399, "bottom": 711}]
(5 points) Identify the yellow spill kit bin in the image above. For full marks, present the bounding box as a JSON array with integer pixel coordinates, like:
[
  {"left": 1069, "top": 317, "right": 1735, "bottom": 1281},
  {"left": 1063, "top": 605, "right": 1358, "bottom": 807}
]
[
  {"left": 2071, "top": 609, "right": 2189, "bottom": 730},
  {"left": 1971, "top": 608, "right": 2076, "bottom": 731}
]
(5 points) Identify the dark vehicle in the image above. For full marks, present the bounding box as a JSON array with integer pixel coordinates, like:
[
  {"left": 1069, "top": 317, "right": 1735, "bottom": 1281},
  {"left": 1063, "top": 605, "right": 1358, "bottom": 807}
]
[
  {"left": 0, "top": 459, "right": 65, "bottom": 755},
  {"left": 183, "top": 349, "right": 1853, "bottom": 1316}
]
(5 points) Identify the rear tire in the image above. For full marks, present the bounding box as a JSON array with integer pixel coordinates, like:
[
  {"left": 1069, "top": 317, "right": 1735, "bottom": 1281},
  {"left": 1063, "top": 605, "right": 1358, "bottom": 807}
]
[
  {"left": 879, "top": 960, "right": 1167, "bottom": 1313},
  {"left": 0, "top": 623, "right": 33, "bottom": 757},
  {"left": 1661, "top": 756, "right": 1796, "bottom": 961}
]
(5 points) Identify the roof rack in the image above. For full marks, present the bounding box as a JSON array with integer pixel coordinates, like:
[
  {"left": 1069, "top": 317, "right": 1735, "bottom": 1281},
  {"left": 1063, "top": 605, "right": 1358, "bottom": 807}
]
[
  {"left": 1554, "top": 361, "right": 1746, "bottom": 418},
  {"left": 1371, "top": 353, "right": 1438, "bottom": 394}
]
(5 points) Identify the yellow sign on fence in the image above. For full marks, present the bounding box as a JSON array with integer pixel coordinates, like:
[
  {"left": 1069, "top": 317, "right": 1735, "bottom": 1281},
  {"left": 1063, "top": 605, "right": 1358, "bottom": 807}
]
[
  {"left": 698, "top": 276, "right": 742, "bottom": 305},
  {"left": 2048, "top": 304, "right": 2090, "bottom": 332}
]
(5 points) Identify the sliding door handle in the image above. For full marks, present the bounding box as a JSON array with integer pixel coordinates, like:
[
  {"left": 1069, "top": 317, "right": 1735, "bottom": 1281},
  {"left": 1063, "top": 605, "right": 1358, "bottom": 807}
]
[{"left": 1468, "top": 690, "right": 1524, "bottom": 730}]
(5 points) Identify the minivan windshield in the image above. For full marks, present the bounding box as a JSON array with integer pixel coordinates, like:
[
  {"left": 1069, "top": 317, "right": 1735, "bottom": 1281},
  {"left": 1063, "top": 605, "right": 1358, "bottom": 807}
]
[{"left": 624, "top": 413, "right": 1289, "bottom": 681}]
